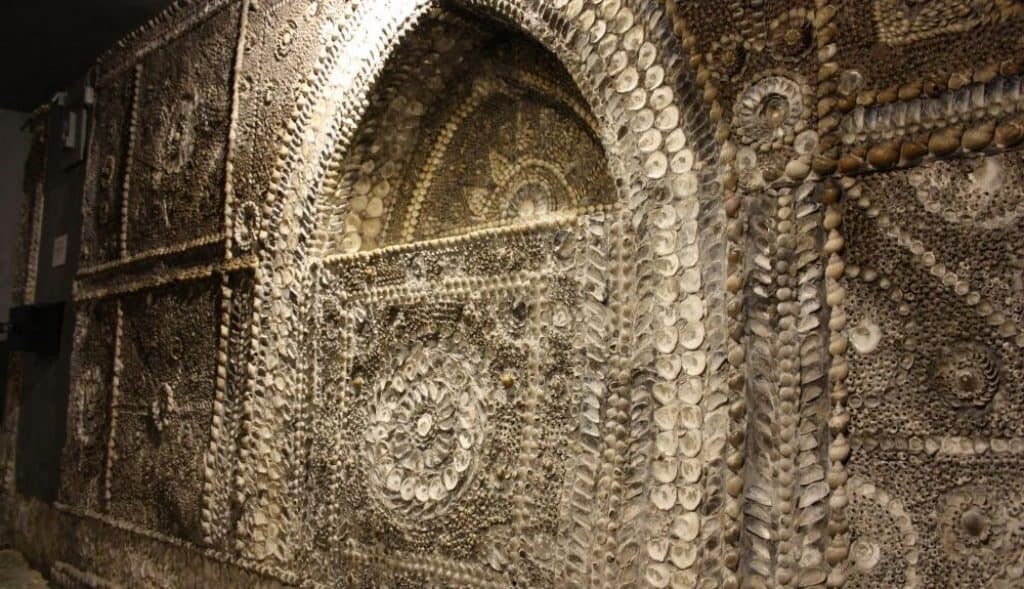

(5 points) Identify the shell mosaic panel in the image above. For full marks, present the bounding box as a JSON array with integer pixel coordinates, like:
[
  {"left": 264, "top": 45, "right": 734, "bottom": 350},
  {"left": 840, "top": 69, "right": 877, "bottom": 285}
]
[
  {"left": 124, "top": 2, "right": 240, "bottom": 256},
  {"left": 833, "top": 0, "right": 1024, "bottom": 91},
  {"left": 104, "top": 277, "right": 219, "bottom": 542},
  {"left": 60, "top": 300, "right": 118, "bottom": 510},
  {"left": 79, "top": 73, "right": 134, "bottom": 267},
  {"left": 302, "top": 228, "right": 581, "bottom": 586}
]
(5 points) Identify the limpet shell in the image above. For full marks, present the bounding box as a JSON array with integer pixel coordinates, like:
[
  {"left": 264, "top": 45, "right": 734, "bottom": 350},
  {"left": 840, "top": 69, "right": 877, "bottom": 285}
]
[
  {"left": 653, "top": 381, "right": 677, "bottom": 405},
  {"left": 679, "top": 404, "right": 702, "bottom": 429},
  {"left": 670, "top": 149, "right": 694, "bottom": 173},
  {"left": 656, "top": 254, "right": 681, "bottom": 277},
  {"left": 652, "top": 203, "right": 678, "bottom": 229},
  {"left": 626, "top": 88, "right": 648, "bottom": 111},
  {"left": 671, "top": 173, "right": 699, "bottom": 198},
  {"left": 665, "top": 128, "right": 687, "bottom": 152},
  {"left": 653, "top": 230, "right": 677, "bottom": 255},
  {"left": 677, "top": 379, "right": 703, "bottom": 404},
  {"left": 655, "top": 431, "right": 678, "bottom": 456},
  {"left": 645, "top": 65, "right": 666, "bottom": 90},
  {"left": 679, "top": 430, "right": 702, "bottom": 458},
  {"left": 630, "top": 108, "right": 655, "bottom": 132},
  {"left": 607, "top": 50, "right": 628, "bottom": 76}
]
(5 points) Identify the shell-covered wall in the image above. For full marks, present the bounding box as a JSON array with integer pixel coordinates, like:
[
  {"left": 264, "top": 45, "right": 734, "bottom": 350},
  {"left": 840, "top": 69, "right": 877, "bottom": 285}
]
[{"left": 5, "top": 0, "right": 1024, "bottom": 587}]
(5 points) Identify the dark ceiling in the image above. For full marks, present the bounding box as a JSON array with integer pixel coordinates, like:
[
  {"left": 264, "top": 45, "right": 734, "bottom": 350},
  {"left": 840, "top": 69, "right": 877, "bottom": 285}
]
[{"left": 0, "top": 0, "right": 174, "bottom": 112}]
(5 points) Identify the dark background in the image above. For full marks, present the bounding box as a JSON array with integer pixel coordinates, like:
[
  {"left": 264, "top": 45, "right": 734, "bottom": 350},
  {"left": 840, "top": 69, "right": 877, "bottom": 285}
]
[
  {"left": 1, "top": 0, "right": 179, "bottom": 497},
  {"left": 0, "top": 0, "right": 173, "bottom": 111}
]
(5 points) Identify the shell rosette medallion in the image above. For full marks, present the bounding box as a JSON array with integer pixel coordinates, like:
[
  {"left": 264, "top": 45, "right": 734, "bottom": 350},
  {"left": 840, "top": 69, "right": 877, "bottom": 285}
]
[{"left": 364, "top": 339, "right": 488, "bottom": 521}]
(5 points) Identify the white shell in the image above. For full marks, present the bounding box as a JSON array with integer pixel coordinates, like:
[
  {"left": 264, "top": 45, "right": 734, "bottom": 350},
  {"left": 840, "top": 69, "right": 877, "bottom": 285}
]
[
  {"left": 682, "top": 351, "right": 706, "bottom": 376},
  {"left": 654, "top": 404, "right": 678, "bottom": 431},
  {"left": 679, "top": 322, "right": 705, "bottom": 350},
  {"left": 651, "top": 483, "right": 677, "bottom": 510},
  {"left": 679, "top": 430, "right": 702, "bottom": 458},
  {"left": 647, "top": 537, "right": 670, "bottom": 562},
  {"left": 652, "top": 459, "right": 678, "bottom": 483},
  {"left": 656, "top": 356, "right": 682, "bottom": 380},
  {"left": 850, "top": 319, "right": 882, "bottom": 355},
  {"left": 678, "top": 484, "right": 702, "bottom": 510},
  {"left": 671, "top": 512, "right": 701, "bottom": 541},
  {"left": 645, "top": 563, "right": 671, "bottom": 588},
  {"left": 655, "top": 327, "right": 679, "bottom": 353},
  {"left": 669, "top": 541, "right": 697, "bottom": 569}
]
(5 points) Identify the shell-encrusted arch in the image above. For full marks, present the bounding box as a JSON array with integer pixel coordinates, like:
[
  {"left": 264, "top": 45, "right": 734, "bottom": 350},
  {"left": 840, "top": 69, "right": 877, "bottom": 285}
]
[{"left": 239, "top": 2, "right": 728, "bottom": 587}]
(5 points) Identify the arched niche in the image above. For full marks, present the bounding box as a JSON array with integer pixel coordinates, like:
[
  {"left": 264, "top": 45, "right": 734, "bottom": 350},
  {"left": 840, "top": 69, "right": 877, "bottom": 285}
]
[
  {"left": 315, "top": 11, "right": 614, "bottom": 254},
  {"left": 236, "top": 1, "right": 729, "bottom": 586}
]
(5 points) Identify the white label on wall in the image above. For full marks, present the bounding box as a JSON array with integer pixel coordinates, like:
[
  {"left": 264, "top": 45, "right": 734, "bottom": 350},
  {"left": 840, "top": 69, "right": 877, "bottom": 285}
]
[{"left": 52, "top": 234, "right": 68, "bottom": 267}]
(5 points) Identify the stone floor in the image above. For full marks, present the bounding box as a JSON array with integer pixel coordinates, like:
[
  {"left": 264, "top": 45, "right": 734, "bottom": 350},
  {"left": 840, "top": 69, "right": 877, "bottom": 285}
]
[{"left": 0, "top": 550, "right": 48, "bottom": 588}]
